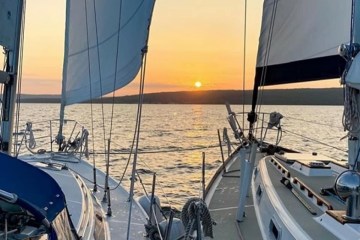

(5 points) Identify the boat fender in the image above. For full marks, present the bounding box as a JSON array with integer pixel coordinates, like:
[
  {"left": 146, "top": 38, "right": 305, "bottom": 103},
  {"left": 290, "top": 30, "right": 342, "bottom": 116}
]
[
  {"left": 181, "top": 197, "right": 213, "bottom": 239},
  {"left": 268, "top": 112, "right": 283, "bottom": 129},
  {"left": 159, "top": 218, "right": 184, "bottom": 240},
  {"left": 138, "top": 195, "right": 163, "bottom": 224},
  {"left": 25, "top": 122, "right": 36, "bottom": 149}
]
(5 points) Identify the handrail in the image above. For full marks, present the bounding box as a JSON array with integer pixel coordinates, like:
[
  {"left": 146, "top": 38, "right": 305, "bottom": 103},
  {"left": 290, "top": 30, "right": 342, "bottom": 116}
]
[
  {"left": 292, "top": 177, "right": 333, "bottom": 210},
  {"left": 16, "top": 119, "right": 88, "bottom": 157},
  {"left": 269, "top": 157, "right": 333, "bottom": 211}
]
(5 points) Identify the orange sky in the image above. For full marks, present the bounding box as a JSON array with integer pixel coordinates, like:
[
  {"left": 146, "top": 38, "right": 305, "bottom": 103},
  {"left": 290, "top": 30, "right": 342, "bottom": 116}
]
[{"left": 5, "top": 0, "right": 341, "bottom": 95}]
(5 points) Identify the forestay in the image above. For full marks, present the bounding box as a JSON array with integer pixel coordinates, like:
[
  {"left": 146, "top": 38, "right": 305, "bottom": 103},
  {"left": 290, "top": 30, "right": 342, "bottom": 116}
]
[
  {"left": 0, "top": 0, "right": 20, "bottom": 50},
  {"left": 62, "top": 0, "right": 155, "bottom": 105},
  {"left": 255, "top": 0, "right": 352, "bottom": 86}
]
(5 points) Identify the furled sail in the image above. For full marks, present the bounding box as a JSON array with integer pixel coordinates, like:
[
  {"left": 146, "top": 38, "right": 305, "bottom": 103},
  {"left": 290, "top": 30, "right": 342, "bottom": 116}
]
[
  {"left": 255, "top": 0, "right": 352, "bottom": 86},
  {"left": 62, "top": 0, "right": 155, "bottom": 105},
  {"left": 0, "top": 0, "right": 20, "bottom": 50}
]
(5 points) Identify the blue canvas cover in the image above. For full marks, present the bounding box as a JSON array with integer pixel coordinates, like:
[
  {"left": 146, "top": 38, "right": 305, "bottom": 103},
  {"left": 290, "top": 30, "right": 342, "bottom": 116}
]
[{"left": 0, "top": 152, "right": 66, "bottom": 221}]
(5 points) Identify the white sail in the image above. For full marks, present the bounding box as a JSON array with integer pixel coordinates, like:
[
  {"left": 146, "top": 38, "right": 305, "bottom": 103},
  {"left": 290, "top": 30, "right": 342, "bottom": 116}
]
[
  {"left": 0, "top": 0, "right": 20, "bottom": 50},
  {"left": 62, "top": 0, "right": 155, "bottom": 105},
  {"left": 255, "top": 0, "right": 352, "bottom": 86}
]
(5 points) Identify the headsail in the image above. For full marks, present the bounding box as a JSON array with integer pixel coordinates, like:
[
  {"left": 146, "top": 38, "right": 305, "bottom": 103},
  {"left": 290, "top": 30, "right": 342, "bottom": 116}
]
[
  {"left": 62, "top": 0, "right": 155, "bottom": 105},
  {"left": 255, "top": 0, "right": 352, "bottom": 87}
]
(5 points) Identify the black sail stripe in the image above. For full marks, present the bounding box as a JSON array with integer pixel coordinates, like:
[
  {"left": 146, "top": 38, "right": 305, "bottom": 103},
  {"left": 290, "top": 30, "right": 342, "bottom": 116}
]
[{"left": 254, "top": 55, "right": 346, "bottom": 87}]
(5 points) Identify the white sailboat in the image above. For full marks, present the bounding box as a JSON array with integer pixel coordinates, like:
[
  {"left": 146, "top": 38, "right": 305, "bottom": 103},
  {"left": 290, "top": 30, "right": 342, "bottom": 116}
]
[
  {"left": 205, "top": 0, "right": 360, "bottom": 239},
  {"left": 0, "top": 0, "right": 193, "bottom": 239}
]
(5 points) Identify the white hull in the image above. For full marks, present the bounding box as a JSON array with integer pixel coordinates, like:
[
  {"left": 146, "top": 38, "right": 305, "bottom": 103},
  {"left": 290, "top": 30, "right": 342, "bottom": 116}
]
[
  {"left": 20, "top": 153, "right": 148, "bottom": 239},
  {"left": 206, "top": 146, "right": 360, "bottom": 240}
]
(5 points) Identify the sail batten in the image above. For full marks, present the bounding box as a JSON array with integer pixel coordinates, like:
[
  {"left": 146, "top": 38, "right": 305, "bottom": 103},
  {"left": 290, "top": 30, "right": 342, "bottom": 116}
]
[
  {"left": 62, "top": 0, "right": 155, "bottom": 106},
  {"left": 255, "top": 0, "right": 352, "bottom": 86}
]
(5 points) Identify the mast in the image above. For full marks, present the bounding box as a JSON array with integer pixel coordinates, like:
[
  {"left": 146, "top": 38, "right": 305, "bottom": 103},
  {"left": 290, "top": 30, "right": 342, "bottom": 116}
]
[
  {"left": 354, "top": 0, "right": 360, "bottom": 45},
  {"left": 1, "top": 0, "right": 24, "bottom": 154},
  {"left": 347, "top": 0, "right": 360, "bottom": 170}
]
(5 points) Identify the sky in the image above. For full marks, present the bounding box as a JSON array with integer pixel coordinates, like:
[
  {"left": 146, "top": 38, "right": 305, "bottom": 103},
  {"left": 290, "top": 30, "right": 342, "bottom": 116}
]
[{"left": 7, "top": 0, "right": 341, "bottom": 95}]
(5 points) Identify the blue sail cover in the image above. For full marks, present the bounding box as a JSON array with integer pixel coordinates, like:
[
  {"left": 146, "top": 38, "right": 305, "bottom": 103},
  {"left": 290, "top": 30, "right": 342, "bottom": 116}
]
[{"left": 0, "top": 152, "right": 66, "bottom": 221}]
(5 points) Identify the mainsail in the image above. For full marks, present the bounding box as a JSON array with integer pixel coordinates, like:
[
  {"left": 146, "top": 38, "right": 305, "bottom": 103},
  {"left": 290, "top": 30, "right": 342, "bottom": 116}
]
[
  {"left": 62, "top": 0, "right": 155, "bottom": 105},
  {"left": 255, "top": 0, "right": 352, "bottom": 87},
  {"left": 0, "top": 0, "right": 20, "bottom": 51}
]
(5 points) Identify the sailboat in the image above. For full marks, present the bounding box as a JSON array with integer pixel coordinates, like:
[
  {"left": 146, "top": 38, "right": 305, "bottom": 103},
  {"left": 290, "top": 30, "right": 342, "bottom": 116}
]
[
  {"left": 205, "top": 0, "right": 360, "bottom": 239},
  {"left": 0, "top": 0, "right": 194, "bottom": 239}
]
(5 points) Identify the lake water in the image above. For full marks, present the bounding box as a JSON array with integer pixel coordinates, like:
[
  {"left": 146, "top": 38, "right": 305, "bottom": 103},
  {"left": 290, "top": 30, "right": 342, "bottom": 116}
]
[{"left": 16, "top": 103, "right": 347, "bottom": 209}]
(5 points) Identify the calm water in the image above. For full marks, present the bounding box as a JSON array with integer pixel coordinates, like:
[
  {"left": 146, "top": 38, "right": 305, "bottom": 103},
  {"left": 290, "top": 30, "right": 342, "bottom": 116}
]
[{"left": 16, "top": 103, "right": 347, "bottom": 209}]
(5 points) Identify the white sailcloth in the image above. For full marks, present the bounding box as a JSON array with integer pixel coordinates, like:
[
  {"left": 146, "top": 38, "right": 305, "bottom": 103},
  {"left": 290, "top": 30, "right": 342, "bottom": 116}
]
[
  {"left": 62, "top": 0, "right": 155, "bottom": 105},
  {"left": 0, "top": 0, "right": 20, "bottom": 51},
  {"left": 257, "top": 0, "right": 351, "bottom": 68}
]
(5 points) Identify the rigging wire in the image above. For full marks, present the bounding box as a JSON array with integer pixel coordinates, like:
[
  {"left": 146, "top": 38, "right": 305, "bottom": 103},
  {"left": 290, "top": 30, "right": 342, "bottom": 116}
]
[
  {"left": 109, "top": 0, "right": 124, "bottom": 142},
  {"left": 92, "top": 0, "right": 108, "bottom": 153},
  {"left": 241, "top": 0, "right": 248, "bottom": 131},
  {"left": 284, "top": 116, "right": 343, "bottom": 130},
  {"left": 281, "top": 129, "right": 347, "bottom": 153},
  {"left": 0, "top": 48, "right": 5, "bottom": 128},
  {"left": 126, "top": 43, "right": 148, "bottom": 240},
  {"left": 84, "top": 0, "right": 98, "bottom": 190},
  {"left": 79, "top": 0, "right": 159, "bottom": 201},
  {"left": 14, "top": 0, "right": 26, "bottom": 155},
  {"left": 126, "top": 2, "right": 156, "bottom": 237},
  {"left": 257, "top": 113, "right": 347, "bottom": 152},
  {"left": 254, "top": 0, "right": 279, "bottom": 137},
  {"left": 134, "top": 172, "right": 171, "bottom": 220},
  {"left": 94, "top": 0, "right": 143, "bottom": 203},
  {"left": 89, "top": 142, "right": 236, "bottom": 155},
  {"left": 98, "top": 104, "right": 140, "bottom": 192}
]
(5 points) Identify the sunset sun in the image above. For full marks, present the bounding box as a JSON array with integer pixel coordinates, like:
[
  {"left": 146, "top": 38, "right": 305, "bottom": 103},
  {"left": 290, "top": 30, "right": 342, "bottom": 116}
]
[{"left": 194, "top": 81, "right": 202, "bottom": 88}]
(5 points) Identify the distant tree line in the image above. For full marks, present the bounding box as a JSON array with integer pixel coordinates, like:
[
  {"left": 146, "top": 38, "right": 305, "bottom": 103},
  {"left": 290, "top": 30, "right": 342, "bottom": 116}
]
[{"left": 19, "top": 88, "right": 343, "bottom": 105}]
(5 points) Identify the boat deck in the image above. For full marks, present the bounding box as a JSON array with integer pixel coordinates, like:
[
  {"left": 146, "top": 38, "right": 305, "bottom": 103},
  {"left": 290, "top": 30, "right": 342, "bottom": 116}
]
[
  {"left": 263, "top": 157, "right": 339, "bottom": 240},
  {"left": 206, "top": 152, "right": 263, "bottom": 240},
  {"left": 207, "top": 148, "right": 349, "bottom": 240},
  {"left": 20, "top": 153, "right": 147, "bottom": 239}
]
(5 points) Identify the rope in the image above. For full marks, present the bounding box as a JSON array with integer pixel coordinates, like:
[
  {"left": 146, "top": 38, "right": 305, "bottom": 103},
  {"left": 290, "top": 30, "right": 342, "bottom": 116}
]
[
  {"left": 343, "top": 85, "right": 360, "bottom": 133},
  {"left": 181, "top": 197, "right": 213, "bottom": 239}
]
